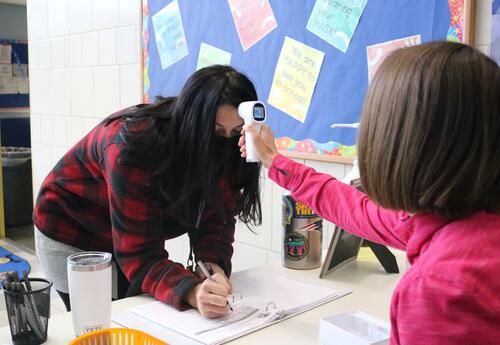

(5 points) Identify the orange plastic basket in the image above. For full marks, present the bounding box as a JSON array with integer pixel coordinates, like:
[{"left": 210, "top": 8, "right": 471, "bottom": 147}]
[{"left": 69, "top": 328, "right": 169, "bottom": 345}]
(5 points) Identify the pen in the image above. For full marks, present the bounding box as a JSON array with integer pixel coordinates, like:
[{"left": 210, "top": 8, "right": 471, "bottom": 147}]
[{"left": 197, "top": 261, "right": 234, "bottom": 311}]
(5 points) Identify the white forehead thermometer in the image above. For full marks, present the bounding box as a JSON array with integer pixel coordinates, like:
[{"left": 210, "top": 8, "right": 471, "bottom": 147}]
[{"left": 238, "top": 101, "right": 266, "bottom": 163}]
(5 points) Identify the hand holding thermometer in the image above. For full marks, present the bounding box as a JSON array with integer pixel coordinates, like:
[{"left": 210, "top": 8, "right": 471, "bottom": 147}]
[{"left": 238, "top": 101, "right": 266, "bottom": 162}]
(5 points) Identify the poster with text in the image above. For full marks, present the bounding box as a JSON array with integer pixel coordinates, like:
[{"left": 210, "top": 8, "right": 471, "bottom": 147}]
[
  {"left": 196, "top": 43, "right": 232, "bottom": 70},
  {"left": 268, "top": 37, "right": 324, "bottom": 123},
  {"left": 307, "top": 0, "right": 368, "bottom": 53},
  {"left": 228, "top": 0, "right": 277, "bottom": 51},
  {"left": 366, "top": 35, "right": 421, "bottom": 83},
  {"left": 151, "top": 0, "right": 188, "bottom": 69}
]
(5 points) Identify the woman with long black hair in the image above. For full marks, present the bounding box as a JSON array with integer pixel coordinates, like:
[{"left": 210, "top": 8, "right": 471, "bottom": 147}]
[{"left": 33, "top": 65, "right": 262, "bottom": 318}]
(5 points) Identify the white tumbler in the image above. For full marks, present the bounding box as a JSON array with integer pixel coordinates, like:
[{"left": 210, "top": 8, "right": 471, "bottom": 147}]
[{"left": 67, "top": 251, "right": 112, "bottom": 336}]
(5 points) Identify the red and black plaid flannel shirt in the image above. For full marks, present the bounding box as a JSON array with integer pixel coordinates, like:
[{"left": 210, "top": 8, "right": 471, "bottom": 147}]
[{"left": 33, "top": 113, "right": 237, "bottom": 310}]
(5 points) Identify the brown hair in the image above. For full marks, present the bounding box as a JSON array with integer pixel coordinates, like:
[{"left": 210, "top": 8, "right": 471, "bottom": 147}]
[{"left": 358, "top": 41, "right": 500, "bottom": 220}]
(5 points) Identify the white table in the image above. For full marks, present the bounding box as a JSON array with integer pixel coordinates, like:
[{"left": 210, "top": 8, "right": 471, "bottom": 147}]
[{"left": 0, "top": 250, "right": 406, "bottom": 344}]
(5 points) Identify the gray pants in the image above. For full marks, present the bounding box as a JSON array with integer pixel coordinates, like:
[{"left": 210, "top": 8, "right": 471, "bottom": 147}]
[{"left": 34, "top": 228, "right": 118, "bottom": 298}]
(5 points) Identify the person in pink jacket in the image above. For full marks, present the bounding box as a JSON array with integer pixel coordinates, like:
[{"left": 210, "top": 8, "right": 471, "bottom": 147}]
[{"left": 239, "top": 41, "right": 500, "bottom": 344}]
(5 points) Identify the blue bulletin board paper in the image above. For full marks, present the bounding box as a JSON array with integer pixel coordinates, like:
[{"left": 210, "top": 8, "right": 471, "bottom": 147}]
[{"left": 143, "top": 0, "right": 458, "bottom": 157}]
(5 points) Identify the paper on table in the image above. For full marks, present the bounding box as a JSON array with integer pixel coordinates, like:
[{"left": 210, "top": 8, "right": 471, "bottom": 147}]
[
  {"left": 131, "top": 302, "right": 280, "bottom": 345},
  {"left": 123, "top": 268, "right": 351, "bottom": 345}
]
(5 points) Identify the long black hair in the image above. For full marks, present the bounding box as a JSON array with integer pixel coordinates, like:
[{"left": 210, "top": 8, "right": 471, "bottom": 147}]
[{"left": 106, "top": 65, "right": 262, "bottom": 226}]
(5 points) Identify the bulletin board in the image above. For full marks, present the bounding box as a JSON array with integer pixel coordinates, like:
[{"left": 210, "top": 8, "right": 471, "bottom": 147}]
[
  {"left": 0, "top": 39, "right": 29, "bottom": 111},
  {"left": 142, "top": 0, "right": 475, "bottom": 162}
]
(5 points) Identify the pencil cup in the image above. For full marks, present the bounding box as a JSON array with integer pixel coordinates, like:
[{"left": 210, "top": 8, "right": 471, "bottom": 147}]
[
  {"left": 282, "top": 193, "right": 323, "bottom": 269},
  {"left": 67, "top": 252, "right": 112, "bottom": 337},
  {"left": 3, "top": 278, "right": 52, "bottom": 345}
]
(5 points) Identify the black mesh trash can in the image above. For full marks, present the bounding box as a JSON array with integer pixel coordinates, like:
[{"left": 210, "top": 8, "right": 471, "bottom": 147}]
[{"left": 1, "top": 147, "right": 33, "bottom": 227}]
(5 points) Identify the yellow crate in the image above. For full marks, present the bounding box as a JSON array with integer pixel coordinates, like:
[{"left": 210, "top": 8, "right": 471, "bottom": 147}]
[{"left": 69, "top": 328, "right": 169, "bottom": 345}]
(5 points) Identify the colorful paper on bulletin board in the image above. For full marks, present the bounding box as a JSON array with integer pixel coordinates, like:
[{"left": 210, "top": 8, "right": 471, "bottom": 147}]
[
  {"left": 446, "top": 0, "right": 466, "bottom": 42},
  {"left": 0, "top": 44, "right": 12, "bottom": 64},
  {"left": 491, "top": 0, "right": 500, "bottom": 64},
  {"left": 142, "top": 1, "right": 470, "bottom": 158},
  {"left": 268, "top": 37, "right": 324, "bottom": 123},
  {"left": 228, "top": 0, "right": 277, "bottom": 51},
  {"left": 151, "top": 0, "right": 188, "bottom": 70},
  {"left": 306, "top": 0, "right": 368, "bottom": 53},
  {"left": 366, "top": 35, "right": 421, "bottom": 83},
  {"left": 196, "top": 43, "right": 232, "bottom": 70}
]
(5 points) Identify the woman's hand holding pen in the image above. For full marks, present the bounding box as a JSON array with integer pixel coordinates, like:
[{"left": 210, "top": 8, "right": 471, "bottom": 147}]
[
  {"left": 186, "top": 269, "right": 232, "bottom": 318},
  {"left": 239, "top": 124, "right": 279, "bottom": 168},
  {"left": 195, "top": 262, "right": 231, "bottom": 287}
]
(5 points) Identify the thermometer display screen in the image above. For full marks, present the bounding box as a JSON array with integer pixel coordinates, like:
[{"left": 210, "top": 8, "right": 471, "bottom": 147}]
[{"left": 253, "top": 104, "right": 265, "bottom": 120}]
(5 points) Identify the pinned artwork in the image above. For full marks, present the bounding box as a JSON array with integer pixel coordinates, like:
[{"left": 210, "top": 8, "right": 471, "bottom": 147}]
[
  {"left": 151, "top": 0, "right": 188, "bottom": 70},
  {"left": 307, "top": 0, "right": 368, "bottom": 53},
  {"left": 366, "top": 35, "right": 421, "bottom": 83},
  {"left": 196, "top": 43, "right": 232, "bottom": 70},
  {"left": 268, "top": 37, "right": 324, "bottom": 123},
  {"left": 228, "top": 0, "right": 278, "bottom": 51}
]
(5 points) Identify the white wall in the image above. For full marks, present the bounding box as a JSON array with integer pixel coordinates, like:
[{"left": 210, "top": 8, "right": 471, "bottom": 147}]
[
  {"left": 27, "top": 0, "right": 494, "bottom": 273},
  {"left": 27, "top": 0, "right": 142, "bottom": 200}
]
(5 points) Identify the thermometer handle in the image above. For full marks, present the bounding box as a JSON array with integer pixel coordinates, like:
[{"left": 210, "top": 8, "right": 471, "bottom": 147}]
[{"left": 245, "top": 123, "right": 262, "bottom": 162}]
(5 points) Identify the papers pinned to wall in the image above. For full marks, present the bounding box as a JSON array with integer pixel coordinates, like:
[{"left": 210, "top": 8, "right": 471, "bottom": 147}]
[
  {"left": 151, "top": 0, "right": 188, "bottom": 70},
  {"left": 228, "top": 0, "right": 278, "bottom": 51},
  {"left": 307, "top": 0, "right": 368, "bottom": 53},
  {"left": 268, "top": 37, "right": 324, "bottom": 123},
  {"left": 366, "top": 35, "right": 421, "bottom": 83},
  {"left": 196, "top": 43, "right": 232, "bottom": 70},
  {"left": 0, "top": 44, "right": 12, "bottom": 64}
]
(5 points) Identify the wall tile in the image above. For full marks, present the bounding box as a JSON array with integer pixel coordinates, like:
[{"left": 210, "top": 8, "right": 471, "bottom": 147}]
[
  {"left": 70, "top": 68, "right": 94, "bottom": 117},
  {"left": 271, "top": 183, "right": 287, "bottom": 253},
  {"left": 120, "top": 64, "right": 141, "bottom": 108},
  {"left": 51, "top": 146, "right": 67, "bottom": 168},
  {"left": 40, "top": 115, "right": 54, "bottom": 146},
  {"left": 27, "top": 0, "right": 48, "bottom": 40},
  {"left": 475, "top": 44, "right": 490, "bottom": 56},
  {"left": 38, "top": 39, "right": 52, "bottom": 69},
  {"left": 164, "top": 234, "right": 189, "bottom": 264},
  {"left": 84, "top": 117, "right": 101, "bottom": 133},
  {"left": 49, "top": 69, "right": 70, "bottom": 115},
  {"left": 29, "top": 70, "right": 50, "bottom": 114},
  {"left": 52, "top": 116, "right": 69, "bottom": 148},
  {"left": 28, "top": 40, "right": 40, "bottom": 70},
  {"left": 304, "top": 160, "right": 346, "bottom": 180},
  {"left": 116, "top": 26, "right": 139, "bottom": 64},
  {"left": 32, "top": 144, "right": 52, "bottom": 190},
  {"left": 268, "top": 252, "right": 281, "bottom": 265},
  {"left": 51, "top": 37, "right": 67, "bottom": 68},
  {"left": 235, "top": 179, "right": 273, "bottom": 250},
  {"left": 99, "top": 29, "right": 117, "bottom": 65},
  {"left": 235, "top": 243, "right": 268, "bottom": 272},
  {"left": 94, "top": 66, "right": 120, "bottom": 119},
  {"left": 30, "top": 113, "right": 42, "bottom": 145},
  {"left": 119, "top": 0, "right": 140, "bottom": 26},
  {"left": 68, "top": 35, "right": 83, "bottom": 67},
  {"left": 68, "top": 116, "right": 86, "bottom": 147},
  {"left": 68, "top": 0, "right": 92, "bottom": 34},
  {"left": 82, "top": 32, "right": 99, "bottom": 66},
  {"left": 474, "top": 0, "right": 493, "bottom": 45},
  {"left": 47, "top": 0, "right": 69, "bottom": 37},
  {"left": 93, "top": 0, "right": 119, "bottom": 30}
]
